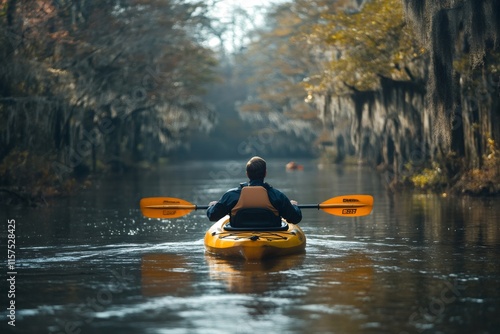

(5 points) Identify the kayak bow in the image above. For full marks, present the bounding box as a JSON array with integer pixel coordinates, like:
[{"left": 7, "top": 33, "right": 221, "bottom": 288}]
[{"left": 204, "top": 216, "right": 306, "bottom": 261}]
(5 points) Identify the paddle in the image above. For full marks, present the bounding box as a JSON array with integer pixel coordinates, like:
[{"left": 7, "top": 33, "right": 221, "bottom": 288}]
[{"left": 140, "top": 194, "right": 373, "bottom": 219}]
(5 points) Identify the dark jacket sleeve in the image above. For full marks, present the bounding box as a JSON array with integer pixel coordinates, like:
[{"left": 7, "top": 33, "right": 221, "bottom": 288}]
[
  {"left": 206, "top": 201, "right": 229, "bottom": 221},
  {"left": 269, "top": 189, "right": 302, "bottom": 224},
  {"left": 206, "top": 189, "right": 239, "bottom": 222}
]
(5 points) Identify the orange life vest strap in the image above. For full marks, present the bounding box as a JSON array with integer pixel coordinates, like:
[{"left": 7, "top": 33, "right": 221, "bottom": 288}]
[{"left": 231, "top": 186, "right": 279, "bottom": 217}]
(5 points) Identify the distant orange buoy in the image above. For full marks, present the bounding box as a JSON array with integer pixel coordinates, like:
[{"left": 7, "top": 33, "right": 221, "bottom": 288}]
[{"left": 286, "top": 161, "right": 304, "bottom": 171}]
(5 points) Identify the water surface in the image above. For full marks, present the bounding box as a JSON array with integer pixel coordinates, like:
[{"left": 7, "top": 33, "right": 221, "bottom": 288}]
[{"left": 1, "top": 159, "right": 499, "bottom": 333}]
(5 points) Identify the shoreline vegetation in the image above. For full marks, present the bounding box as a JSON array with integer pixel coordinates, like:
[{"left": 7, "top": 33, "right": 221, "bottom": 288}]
[
  {"left": 1, "top": 149, "right": 498, "bottom": 208},
  {"left": 322, "top": 152, "right": 500, "bottom": 197}
]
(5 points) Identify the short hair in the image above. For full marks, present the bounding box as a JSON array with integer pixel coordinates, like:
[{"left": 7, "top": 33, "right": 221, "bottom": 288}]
[{"left": 246, "top": 156, "right": 266, "bottom": 180}]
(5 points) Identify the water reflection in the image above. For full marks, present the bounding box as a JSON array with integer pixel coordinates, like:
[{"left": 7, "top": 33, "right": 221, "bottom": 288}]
[
  {"left": 141, "top": 253, "right": 194, "bottom": 297},
  {"left": 205, "top": 254, "right": 305, "bottom": 293},
  {"left": 376, "top": 193, "right": 500, "bottom": 246},
  {"left": 299, "top": 253, "right": 374, "bottom": 333}
]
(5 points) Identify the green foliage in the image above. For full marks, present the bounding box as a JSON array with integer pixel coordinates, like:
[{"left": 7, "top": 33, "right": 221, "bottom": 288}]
[
  {"left": 233, "top": 0, "right": 426, "bottom": 156},
  {"left": 455, "top": 137, "right": 500, "bottom": 194},
  {"left": 304, "top": 0, "right": 423, "bottom": 93},
  {"left": 410, "top": 163, "right": 447, "bottom": 190}
]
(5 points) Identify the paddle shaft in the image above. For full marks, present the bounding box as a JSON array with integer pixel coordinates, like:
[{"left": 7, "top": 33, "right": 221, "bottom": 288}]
[
  {"left": 145, "top": 204, "right": 209, "bottom": 210},
  {"left": 144, "top": 203, "right": 367, "bottom": 210}
]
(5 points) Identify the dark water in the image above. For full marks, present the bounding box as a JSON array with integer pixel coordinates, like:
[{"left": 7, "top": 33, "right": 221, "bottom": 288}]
[{"left": 1, "top": 159, "right": 500, "bottom": 334}]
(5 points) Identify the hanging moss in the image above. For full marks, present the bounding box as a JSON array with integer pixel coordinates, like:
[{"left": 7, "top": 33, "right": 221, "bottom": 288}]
[
  {"left": 306, "top": 0, "right": 500, "bottom": 195},
  {"left": 402, "top": 0, "right": 427, "bottom": 42},
  {"left": 492, "top": 0, "right": 500, "bottom": 47},
  {"left": 398, "top": 0, "right": 500, "bottom": 194}
]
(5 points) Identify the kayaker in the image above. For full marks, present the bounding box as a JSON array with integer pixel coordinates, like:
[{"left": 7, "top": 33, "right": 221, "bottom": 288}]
[{"left": 207, "top": 156, "right": 302, "bottom": 225}]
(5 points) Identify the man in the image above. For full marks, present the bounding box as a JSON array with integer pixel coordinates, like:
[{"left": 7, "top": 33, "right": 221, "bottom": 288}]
[{"left": 206, "top": 156, "right": 302, "bottom": 225}]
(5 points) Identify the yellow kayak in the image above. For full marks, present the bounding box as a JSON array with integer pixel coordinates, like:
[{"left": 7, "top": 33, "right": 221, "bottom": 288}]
[{"left": 204, "top": 216, "right": 306, "bottom": 261}]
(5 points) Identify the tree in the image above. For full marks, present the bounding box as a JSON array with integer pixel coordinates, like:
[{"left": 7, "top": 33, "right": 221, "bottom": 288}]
[
  {"left": 235, "top": 1, "right": 337, "bottom": 155},
  {"left": 303, "top": 0, "right": 424, "bottom": 94},
  {"left": 402, "top": 0, "right": 500, "bottom": 192},
  {"left": 402, "top": 0, "right": 500, "bottom": 146},
  {"left": 0, "top": 0, "right": 219, "bottom": 201}
]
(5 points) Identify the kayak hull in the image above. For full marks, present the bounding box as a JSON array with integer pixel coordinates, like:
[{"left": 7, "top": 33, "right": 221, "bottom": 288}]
[{"left": 204, "top": 216, "right": 306, "bottom": 261}]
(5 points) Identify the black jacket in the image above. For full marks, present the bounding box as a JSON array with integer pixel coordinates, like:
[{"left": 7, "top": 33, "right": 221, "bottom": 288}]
[{"left": 206, "top": 179, "right": 302, "bottom": 224}]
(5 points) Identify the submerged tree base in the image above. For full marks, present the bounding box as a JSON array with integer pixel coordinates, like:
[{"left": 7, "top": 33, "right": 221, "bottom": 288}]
[
  {"left": 0, "top": 149, "right": 91, "bottom": 207},
  {"left": 0, "top": 149, "right": 168, "bottom": 207},
  {"left": 319, "top": 150, "right": 500, "bottom": 197},
  {"left": 384, "top": 164, "right": 500, "bottom": 196},
  {"left": 451, "top": 166, "right": 500, "bottom": 196}
]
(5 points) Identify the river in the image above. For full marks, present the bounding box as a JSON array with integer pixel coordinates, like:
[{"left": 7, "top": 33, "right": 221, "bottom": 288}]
[{"left": 1, "top": 159, "right": 500, "bottom": 334}]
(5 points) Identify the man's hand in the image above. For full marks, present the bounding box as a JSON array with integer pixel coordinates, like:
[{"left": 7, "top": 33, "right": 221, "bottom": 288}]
[{"left": 290, "top": 200, "right": 298, "bottom": 206}]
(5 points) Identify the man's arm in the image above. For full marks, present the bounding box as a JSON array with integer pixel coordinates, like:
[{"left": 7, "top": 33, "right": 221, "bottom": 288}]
[
  {"left": 206, "top": 201, "right": 230, "bottom": 221},
  {"left": 270, "top": 189, "right": 302, "bottom": 224},
  {"left": 206, "top": 190, "right": 239, "bottom": 221}
]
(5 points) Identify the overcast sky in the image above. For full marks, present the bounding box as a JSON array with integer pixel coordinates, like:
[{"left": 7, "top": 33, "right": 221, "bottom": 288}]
[{"left": 206, "top": 0, "right": 288, "bottom": 52}]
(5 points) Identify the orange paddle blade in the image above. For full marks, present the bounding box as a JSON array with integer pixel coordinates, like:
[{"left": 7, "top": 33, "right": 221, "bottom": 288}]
[
  {"left": 140, "top": 197, "right": 197, "bottom": 219},
  {"left": 318, "top": 194, "right": 373, "bottom": 217}
]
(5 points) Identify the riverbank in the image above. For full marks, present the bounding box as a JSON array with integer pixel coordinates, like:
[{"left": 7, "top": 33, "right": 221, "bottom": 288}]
[
  {"left": 0, "top": 149, "right": 94, "bottom": 207},
  {"left": 385, "top": 159, "right": 500, "bottom": 196},
  {"left": 0, "top": 148, "right": 172, "bottom": 207},
  {"left": 2, "top": 149, "right": 499, "bottom": 208},
  {"left": 319, "top": 151, "right": 500, "bottom": 196}
]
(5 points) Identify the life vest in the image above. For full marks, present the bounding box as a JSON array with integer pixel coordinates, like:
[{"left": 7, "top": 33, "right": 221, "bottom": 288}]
[
  {"left": 231, "top": 186, "right": 279, "bottom": 217},
  {"left": 229, "top": 186, "right": 280, "bottom": 227}
]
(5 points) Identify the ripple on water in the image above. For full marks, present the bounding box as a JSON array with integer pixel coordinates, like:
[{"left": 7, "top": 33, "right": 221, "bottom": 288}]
[{"left": 18, "top": 240, "right": 205, "bottom": 269}]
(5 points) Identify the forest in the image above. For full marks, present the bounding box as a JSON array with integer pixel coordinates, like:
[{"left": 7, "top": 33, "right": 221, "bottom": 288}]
[{"left": 1, "top": 0, "right": 499, "bottom": 205}]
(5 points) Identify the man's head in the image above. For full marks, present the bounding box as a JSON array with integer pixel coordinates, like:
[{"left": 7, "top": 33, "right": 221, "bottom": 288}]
[{"left": 246, "top": 156, "right": 266, "bottom": 180}]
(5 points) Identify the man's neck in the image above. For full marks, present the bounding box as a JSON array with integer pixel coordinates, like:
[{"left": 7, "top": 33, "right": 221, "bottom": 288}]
[{"left": 248, "top": 179, "right": 265, "bottom": 186}]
